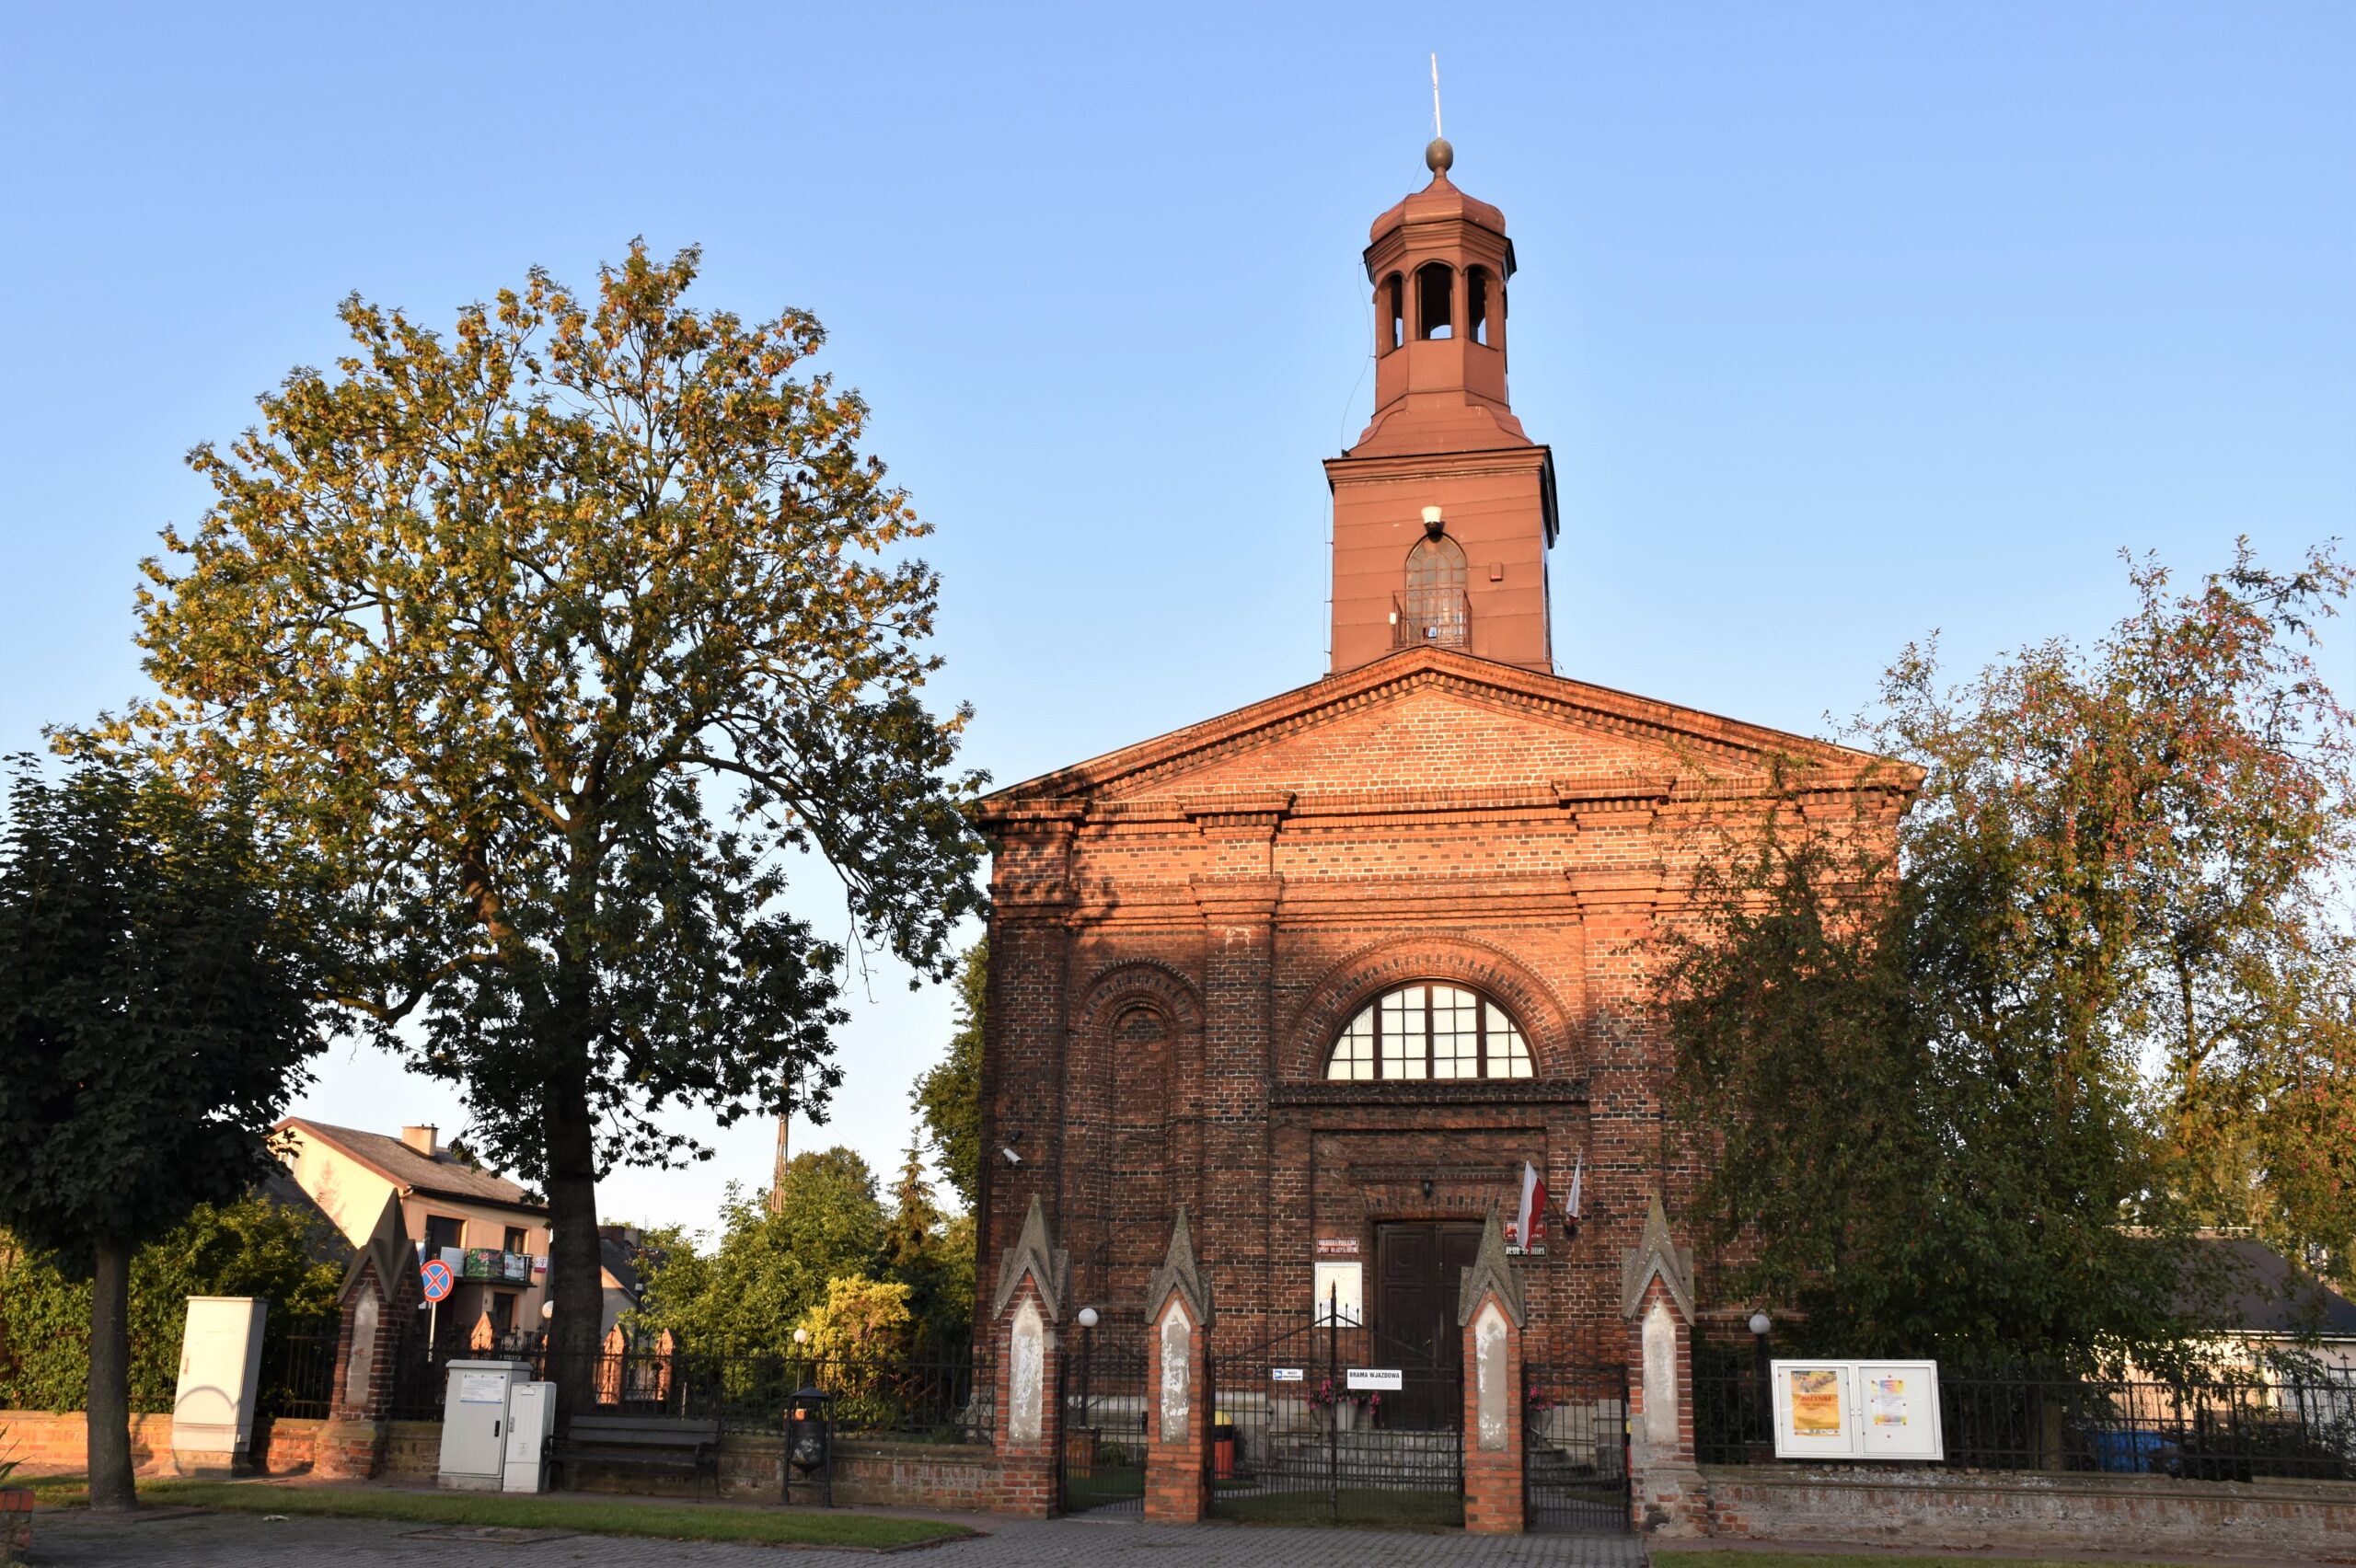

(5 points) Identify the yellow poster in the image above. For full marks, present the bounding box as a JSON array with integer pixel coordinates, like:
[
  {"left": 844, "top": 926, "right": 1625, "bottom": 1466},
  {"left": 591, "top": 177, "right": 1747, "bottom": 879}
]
[{"left": 1788, "top": 1368, "right": 1844, "bottom": 1436}]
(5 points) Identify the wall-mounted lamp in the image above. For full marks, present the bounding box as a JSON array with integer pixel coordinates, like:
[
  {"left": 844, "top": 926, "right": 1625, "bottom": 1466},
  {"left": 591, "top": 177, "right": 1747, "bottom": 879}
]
[
  {"left": 1420, "top": 1177, "right": 1435, "bottom": 1200},
  {"left": 1421, "top": 505, "right": 1446, "bottom": 538}
]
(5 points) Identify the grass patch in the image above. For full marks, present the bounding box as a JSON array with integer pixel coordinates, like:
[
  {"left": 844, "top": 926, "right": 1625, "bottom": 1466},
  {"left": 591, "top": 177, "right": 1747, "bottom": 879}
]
[
  {"left": 125, "top": 1481, "right": 967, "bottom": 1548},
  {"left": 1658, "top": 1556, "right": 2216, "bottom": 1568},
  {"left": 1212, "top": 1485, "right": 1461, "bottom": 1530},
  {"left": 1063, "top": 1465, "right": 1143, "bottom": 1515},
  {"left": 17, "top": 1473, "right": 95, "bottom": 1505}
]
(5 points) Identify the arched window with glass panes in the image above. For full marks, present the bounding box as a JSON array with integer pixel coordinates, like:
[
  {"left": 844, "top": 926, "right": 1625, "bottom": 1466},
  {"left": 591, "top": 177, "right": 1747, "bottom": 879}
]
[{"left": 1324, "top": 983, "right": 1533, "bottom": 1080}]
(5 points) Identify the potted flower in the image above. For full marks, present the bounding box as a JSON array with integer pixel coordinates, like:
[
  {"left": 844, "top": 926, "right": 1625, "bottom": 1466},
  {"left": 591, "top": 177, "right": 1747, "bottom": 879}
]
[{"left": 1304, "top": 1376, "right": 1361, "bottom": 1433}]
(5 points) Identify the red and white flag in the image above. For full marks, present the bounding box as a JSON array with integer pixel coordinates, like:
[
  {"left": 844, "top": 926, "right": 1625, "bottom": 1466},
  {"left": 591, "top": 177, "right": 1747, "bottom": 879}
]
[
  {"left": 1565, "top": 1155, "right": 1584, "bottom": 1222},
  {"left": 1516, "top": 1161, "right": 1549, "bottom": 1249}
]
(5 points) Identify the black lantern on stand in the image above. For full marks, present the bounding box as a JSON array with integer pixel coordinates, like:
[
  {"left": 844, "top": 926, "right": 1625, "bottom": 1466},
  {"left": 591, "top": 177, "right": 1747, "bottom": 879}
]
[{"left": 783, "top": 1386, "right": 835, "bottom": 1507}]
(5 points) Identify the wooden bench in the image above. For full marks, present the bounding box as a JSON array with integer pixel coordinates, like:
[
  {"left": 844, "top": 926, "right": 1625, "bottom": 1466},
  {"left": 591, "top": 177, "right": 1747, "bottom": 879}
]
[{"left": 548, "top": 1414, "right": 722, "bottom": 1494}]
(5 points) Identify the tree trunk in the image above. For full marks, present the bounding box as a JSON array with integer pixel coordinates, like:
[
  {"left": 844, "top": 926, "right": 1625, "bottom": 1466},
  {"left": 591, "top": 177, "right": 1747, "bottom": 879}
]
[
  {"left": 542, "top": 1070, "right": 603, "bottom": 1426},
  {"left": 87, "top": 1237, "right": 137, "bottom": 1511}
]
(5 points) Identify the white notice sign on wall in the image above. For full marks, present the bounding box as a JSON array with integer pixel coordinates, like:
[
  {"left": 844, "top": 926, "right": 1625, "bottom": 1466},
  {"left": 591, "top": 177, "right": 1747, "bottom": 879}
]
[
  {"left": 1311, "top": 1261, "right": 1363, "bottom": 1325},
  {"left": 1345, "top": 1367, "right": 1403, "bottom": 1391}
]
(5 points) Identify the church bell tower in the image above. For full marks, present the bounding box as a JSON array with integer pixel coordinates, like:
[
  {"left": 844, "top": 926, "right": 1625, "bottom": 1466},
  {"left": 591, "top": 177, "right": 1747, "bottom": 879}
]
[{"left": 1325, "top": 138, "right": 1558, "bottom": 675}]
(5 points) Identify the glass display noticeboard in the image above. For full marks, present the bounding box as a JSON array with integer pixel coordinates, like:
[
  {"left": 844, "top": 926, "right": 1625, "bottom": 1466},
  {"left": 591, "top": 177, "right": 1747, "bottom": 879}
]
[{"left": 1770, "top": 1359, "right": 1943, "bottom": 1461}]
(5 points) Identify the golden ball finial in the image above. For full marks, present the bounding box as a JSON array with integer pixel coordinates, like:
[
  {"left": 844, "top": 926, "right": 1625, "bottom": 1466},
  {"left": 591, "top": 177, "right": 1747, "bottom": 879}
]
[{"left": 1426, "top": 137, "right": 1454, "bottom": 174}]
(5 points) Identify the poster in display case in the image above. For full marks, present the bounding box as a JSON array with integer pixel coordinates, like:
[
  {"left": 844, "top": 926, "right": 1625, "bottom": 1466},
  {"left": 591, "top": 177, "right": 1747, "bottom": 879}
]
[{"left": 1771, "top": 1359, "right": 1943, "bottom": 1461}]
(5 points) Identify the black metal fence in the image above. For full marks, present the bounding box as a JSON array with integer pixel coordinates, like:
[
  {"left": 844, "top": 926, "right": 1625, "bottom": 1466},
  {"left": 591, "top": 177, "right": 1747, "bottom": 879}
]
[
  {"left": 1523, "top": 1361, "right": 1630, "bottom": 1533},
  {"left": 255, "top": 1331, "right": 339, "bottom": 1422},
  {"left": 1694, "top": 1348, "right": 2356, "bottom": 1482},
  {"left": 1206, "top": 1315, "right": 1464, "bottom": 1529},
  {"left": 387, "top": 1334, "right": 994, "bottom": 1441}
]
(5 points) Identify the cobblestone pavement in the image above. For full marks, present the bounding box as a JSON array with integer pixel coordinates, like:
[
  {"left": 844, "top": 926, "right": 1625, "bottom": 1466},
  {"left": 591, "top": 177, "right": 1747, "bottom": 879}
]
[{"left": 32, "top": 1507, "right": 1648, "bottom": 1567}]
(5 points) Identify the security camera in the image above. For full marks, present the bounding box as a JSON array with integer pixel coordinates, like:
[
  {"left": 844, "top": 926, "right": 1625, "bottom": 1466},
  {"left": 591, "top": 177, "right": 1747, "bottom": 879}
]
[{"left": 1000, "top": 1146, "right": 1022, "bottom": 1167}]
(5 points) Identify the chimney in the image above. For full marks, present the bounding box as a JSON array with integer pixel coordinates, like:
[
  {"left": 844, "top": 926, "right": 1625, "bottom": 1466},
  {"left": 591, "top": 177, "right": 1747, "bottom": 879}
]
[{"left": 400, "top": 1124, "right": 439, "bottom": 1158}]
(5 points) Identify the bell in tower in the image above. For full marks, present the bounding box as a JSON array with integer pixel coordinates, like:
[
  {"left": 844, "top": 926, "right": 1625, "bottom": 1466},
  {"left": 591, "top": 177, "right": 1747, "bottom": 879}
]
[{"left": 1324, "top": 139, "right": 1560, "bottom": 676}]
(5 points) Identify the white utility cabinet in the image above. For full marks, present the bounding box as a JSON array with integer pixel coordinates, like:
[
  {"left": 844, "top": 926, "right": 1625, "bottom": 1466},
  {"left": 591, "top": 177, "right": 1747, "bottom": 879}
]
[
  {"left": 502, "top": 1381, "right": 556, "bottom": 1493},
  {"left": 173, "top": 1297, "right": 268, "bottom": 1471},
  {"left": 437, "top": 1359, "right": 529, "bottom": 1490}
]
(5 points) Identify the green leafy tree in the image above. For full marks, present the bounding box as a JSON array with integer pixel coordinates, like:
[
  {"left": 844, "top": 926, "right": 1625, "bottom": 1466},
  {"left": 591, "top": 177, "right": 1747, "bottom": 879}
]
[
  {"left": 107, "top": 243, "right": 987, "bottom": 1401},
  {"left": 0, "top": 1195, "right": 344, "bottom": 1412},
  {"left": 913, "top": 940, "right": 986, "bottom": 1210},
  {"left": 1660, "top": 543, "right": 2354, "bottom": 1355},
  {"left": 0, "top": 758, "right": 319, "bottom": 1507},
  {"left": 881, "top": 1143, "right": 976, "bottom": 1346},
  {"left": 635, "top": 1148, "right": 886, "bottom": 1349}
]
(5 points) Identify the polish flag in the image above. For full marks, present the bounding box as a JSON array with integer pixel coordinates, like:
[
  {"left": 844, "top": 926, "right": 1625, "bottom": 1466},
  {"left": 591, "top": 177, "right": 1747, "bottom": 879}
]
[
  {"left": 1516, "top": 1161, "right": 1549, "bottom": 1250},
  {"left": 1566, "top": 1155, "right": 1584, "bottom": 1223}
]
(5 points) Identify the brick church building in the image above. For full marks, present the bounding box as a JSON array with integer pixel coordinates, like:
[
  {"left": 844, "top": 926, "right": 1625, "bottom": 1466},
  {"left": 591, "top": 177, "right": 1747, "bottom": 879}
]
[{"left": 975, "top": 141, "right": 1905, "bottom": 1374}]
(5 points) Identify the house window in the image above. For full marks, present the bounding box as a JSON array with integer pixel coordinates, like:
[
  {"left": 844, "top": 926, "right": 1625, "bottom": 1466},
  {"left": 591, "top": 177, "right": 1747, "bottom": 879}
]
[
  {"left": 1325, "top": 984, "right": 1534, "bottom": 1080},
  {"left": 491, "top": 1292, "right": 516, "bottom": 1339},
  {"left": 504, "top": 1227, "right": 527, "bottom": 1255},
  {"left": 423, "top": 1215, "right": 463, "bottom": 1256}
]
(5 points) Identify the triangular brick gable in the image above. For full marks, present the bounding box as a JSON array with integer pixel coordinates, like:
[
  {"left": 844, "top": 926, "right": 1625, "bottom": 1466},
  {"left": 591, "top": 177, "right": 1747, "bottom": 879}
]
[
  {"left": 980, "top": 647, "right": 1911, "bottom": 821},
  {"left": 1456, "top": 1208, "right": 1527, "bottom": 1329},
  {"left": 341, "top": 1191, "right": 413, "bottom": 1309},
  {"left": 991, "top": 1195, "right": 1070, "bottom": 1322},
  {"left": 1621, "top": 1192, "right": 1696, "bottom": 1323},
  {"left": 1144, "top": 1206, "right": 1215, "bottom": 1329}
]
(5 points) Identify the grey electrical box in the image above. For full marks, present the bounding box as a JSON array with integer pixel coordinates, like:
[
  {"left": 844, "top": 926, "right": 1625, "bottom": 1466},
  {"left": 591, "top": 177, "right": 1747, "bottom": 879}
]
[{"left": 437, "top": 1359, "right": 528, "bottom": 1490}]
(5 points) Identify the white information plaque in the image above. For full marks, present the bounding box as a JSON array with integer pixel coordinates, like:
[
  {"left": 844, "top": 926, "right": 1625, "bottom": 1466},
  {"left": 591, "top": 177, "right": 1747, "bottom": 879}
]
[{"left": 1770, "top": 1359, "right": 1942, "bottom": 1461}]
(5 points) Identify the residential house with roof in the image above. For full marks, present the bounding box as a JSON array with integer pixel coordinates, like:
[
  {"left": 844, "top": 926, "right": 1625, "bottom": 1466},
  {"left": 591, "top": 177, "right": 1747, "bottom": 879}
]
[{"left": 276, "top": 1118, "right": 549, "bottom": 1347}]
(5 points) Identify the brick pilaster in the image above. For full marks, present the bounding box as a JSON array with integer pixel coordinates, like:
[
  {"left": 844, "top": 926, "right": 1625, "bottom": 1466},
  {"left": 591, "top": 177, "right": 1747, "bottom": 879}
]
[
  {"left": 988, "top": 1275, "right": 1061, "bottom": 1516},
  {"left": 1191, "top": 870, "right": 1279, "bottom": 1345},
  {"left": 317, "top": 1253, "right": 418, "bottom": 1481},
  {"left": 1461, "top": 1290, "right": 1526, "bottom": 1533},
  {"left": 1142, "top": 1295, "right": 1211, "bottom": 1521}
]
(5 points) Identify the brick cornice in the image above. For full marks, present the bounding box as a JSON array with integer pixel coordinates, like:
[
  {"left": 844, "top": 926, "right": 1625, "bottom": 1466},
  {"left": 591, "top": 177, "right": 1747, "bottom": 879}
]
[{"left": 1187, "top": 873, "right": 1283, "bottom": 921}]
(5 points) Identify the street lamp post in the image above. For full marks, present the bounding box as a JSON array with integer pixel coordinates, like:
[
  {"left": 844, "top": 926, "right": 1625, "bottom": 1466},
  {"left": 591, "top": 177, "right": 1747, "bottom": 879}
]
[{"left": 1747, "top": 1311, "right": 1773, "bottom": 1453}]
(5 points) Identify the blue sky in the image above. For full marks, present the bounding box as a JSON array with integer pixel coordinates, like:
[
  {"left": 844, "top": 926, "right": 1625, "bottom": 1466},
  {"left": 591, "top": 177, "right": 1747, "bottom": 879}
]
[{"left": 3, "top": 2, "right": 2349, "bottom": 1236}]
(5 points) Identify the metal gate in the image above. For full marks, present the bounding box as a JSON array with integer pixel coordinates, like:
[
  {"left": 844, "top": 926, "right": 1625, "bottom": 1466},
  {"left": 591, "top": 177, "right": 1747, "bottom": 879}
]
[
  {"left": 1523, "top": 1361, "right": 1631, "bottom": 1533},
  {"left": 1059, "top": 1320, "right": 1148, "bottom": 1516},
  {"left": 1206, "top": 1311, "right": 1462, "bottom": 1528}
]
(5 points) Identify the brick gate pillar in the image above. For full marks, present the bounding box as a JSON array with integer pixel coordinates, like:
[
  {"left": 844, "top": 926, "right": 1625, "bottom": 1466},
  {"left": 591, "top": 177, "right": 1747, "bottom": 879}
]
[
  {"left": 988, "top": 1195, "right": 1069, "bottom": 1516},
  {"left": 1456, "top": 1211, "right": 1528, "bottom": 1534},
  {"left": 1141, "top": 1208, "right": 1216, "bottom": 1522},
  {"left": 1621, "top": 1193, "right": 1710, "bottom": 1535},
  {"left": 318, "top": 1194, "right": 421, "bottom": 1480}
]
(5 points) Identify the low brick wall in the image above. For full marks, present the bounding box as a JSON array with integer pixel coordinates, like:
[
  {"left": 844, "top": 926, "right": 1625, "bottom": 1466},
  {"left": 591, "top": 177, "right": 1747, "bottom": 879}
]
[
  {"left": 1703, "top": 1464, "right": 2356, "bottom": 1560},
  {"left": 379, "top": 1422, "right": 1011, "bottom": 1511},
  {"left": 0, "top": 1411, "right": 323, "bottom": 1478}
]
